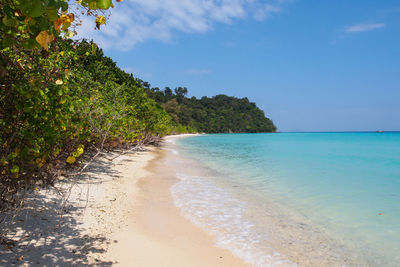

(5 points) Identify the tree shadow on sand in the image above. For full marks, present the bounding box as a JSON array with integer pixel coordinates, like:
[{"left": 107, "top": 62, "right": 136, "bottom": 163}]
[{"left": 0, "top": 155, "right": 127, "bottom": 266}]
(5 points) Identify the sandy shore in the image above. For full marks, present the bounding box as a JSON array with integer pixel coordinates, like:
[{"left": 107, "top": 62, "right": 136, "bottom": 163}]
[{"left": 0, "top": 137, "right": 248, "bottom": 266}]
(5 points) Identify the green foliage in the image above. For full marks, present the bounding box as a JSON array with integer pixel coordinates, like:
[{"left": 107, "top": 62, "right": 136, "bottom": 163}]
[
  {"left": 96, "top": 0, "right": 113, "bottom": 10},
  {"left": 145, "top": 87, "right": 277, "bottom": 133},
  {"left": 0, "top": 39, "right": 177, "bottom": 209},
  {"left": 0, "top": 0, "right": 117, "bottom": 50}
]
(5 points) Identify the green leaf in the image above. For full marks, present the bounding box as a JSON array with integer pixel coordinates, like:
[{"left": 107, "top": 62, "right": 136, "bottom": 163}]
[
  {"left": 96, "top": 0, "right": 112, "bottom": 9},
  {"left": 61, "top": 1, "right": 68, "bottom": 12},
  {"left": 88, "top": 1, "right": 97, "bottom": 9},
  {"left": 2, "top": 16, "right": 17, "bottom": 27},
  {"left": 46, "top": 7, "right": 59, "bottom": 22},
  {"left": 20, "top": 0, "right": 47, "bottom": 18}
]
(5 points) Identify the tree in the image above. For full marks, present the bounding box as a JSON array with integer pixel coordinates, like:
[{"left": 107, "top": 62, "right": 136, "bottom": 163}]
[
  {"left": 174, "top": 87, "right": 188, "bottom": 104},
  {"left": 0, "top": 0, "right": 119, "bottom": 51},
  {"left": 164, "top": 87, "right": 173, "bottom": 99}
]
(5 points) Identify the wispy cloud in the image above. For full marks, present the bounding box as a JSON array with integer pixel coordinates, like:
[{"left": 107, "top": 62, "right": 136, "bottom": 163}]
[
  {"left": 76, "top": 0, "right": 287, "bottom": 50},
  {"left": 184, "top": 68, "right": 211, "bottom": 75},
  {"left": 345, "top": 23, "right": 386, "bottom": 33},
  {"left": 253, "top": 3, "right": 282, "bottom": 21}
]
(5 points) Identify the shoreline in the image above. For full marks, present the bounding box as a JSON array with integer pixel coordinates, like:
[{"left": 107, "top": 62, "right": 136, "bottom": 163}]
[
  {"left": 163, "top": 134, "right": 371, "bottom": 266},
  {"left": 0, "top": 135, "right": 247, "bottom": 266},
  {"left": 110, "top": 146, "right": 248, "bottom": 266}
]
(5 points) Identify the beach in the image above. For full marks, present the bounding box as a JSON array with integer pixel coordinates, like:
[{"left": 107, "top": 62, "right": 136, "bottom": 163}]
[
  {"left": 2, "top": 0, "right": 397, "bottom": 265},
  {"left": 3, "top": 132, "right": 400, "bottom": 266},
  {"left": 0, "top": 135, "right": 247, "bottom": 266}
]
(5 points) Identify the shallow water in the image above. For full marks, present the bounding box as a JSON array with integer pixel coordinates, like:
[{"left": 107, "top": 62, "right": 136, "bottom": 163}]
[{"left": 166, "top": 133, "right": 400, "bottom": 266}]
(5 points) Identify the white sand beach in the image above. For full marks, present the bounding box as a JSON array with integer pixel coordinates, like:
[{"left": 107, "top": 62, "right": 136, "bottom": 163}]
[{"left": 0, "top": 138, "right": 247, "bottom": 266}]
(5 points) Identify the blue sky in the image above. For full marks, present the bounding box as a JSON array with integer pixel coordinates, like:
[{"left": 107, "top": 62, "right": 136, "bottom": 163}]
[{"left": 78, "top": 0, "right": 400, "bottom": 131}]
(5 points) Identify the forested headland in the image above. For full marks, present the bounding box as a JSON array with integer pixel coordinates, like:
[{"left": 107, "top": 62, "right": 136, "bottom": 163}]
[
  {"left": 0, "top": 0, "right": 275, "bottom": 211},
  {"left": 144, "top": 86, "right": 276, "bottom": 133}
]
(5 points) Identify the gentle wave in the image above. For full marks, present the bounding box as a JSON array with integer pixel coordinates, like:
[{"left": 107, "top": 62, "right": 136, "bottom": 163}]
[{"left": 170, "top": 172, "right": 296, "bottom": 267}]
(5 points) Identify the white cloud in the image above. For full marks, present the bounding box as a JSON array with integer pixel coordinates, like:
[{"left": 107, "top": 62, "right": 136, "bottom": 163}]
[
  {"left": 253, "top": 3, "right": 281, "bottom": 21},
  {"left": 345, "top": 23, "right": 386, "bottom": 33},
  {"left": 75, "top": 0, "right": 286, "bottom": 50}
]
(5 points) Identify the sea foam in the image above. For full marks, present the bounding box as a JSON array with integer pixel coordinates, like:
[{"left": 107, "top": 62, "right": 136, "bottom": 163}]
[{"left": 170, "top": 172, "right": 296, "bottom": 267}]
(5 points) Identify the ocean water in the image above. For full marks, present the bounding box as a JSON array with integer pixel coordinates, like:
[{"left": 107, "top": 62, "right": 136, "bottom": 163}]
[{"left": 166, "top": 133, "right": 400, "bottom": 266}]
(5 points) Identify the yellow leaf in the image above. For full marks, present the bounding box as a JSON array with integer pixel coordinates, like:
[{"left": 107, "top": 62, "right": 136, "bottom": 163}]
[
  {"left": 54, "top": 14, "right": 74, "bottom": 32},
  {"left": 56, "top": 79, "right": 63, "bottom": 85},
  {"left": 61, "top": 22, "right": 71, "bottom": 31},
  {"left": 60, "top": 13, "right": 75, "bottom": 23},
  {"left": 54, "top": 18, "right": 63, "bottom": 32},
  {"left": 35, "top": 31, "right": 55, "bottom": 51},
  {"left": 96, "top": 16, "right": 106, "bottom": 25},
  {"left": 66, "top": 156, "right": 76, "bottom": 164},
  {"left": 95, "top": 16, "right": 106, "bottom": 29},
  {"left": 66, "top": 13, "right": 75, "bottom": 23},
  {"left": 76, "top": 147, "right": 84, "bottom": 156}
]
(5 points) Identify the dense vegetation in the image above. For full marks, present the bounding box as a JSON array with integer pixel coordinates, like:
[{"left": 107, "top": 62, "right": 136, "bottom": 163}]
[
  {"left": 0, "top": 0, "right": 193, "bottom": 210},
  {"left": 144, "top": 86, "right": 277, "bottom": 133},
  {"left": 0, "top": 37, "right": 191, "bottom": 210}
]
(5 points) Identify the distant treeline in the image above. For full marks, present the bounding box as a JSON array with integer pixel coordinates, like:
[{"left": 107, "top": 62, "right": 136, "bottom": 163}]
[{"left": 143, "top": 86, "right": 277, "bottom": 133}]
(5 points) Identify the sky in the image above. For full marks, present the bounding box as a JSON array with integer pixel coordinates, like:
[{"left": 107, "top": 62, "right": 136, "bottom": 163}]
[{"left": 77, "top": 0, "right": 400, "bottom": 132}]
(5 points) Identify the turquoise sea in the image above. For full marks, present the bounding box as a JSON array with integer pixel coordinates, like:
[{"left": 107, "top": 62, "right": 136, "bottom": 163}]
[{"left": 166, "top": 133, "right": 400, "bottom": 266}]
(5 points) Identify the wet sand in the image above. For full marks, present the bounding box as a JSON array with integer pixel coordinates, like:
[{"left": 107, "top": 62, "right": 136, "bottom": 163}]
[{"left": 106, "top": 148, "right": 248, "bottom": 266}]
